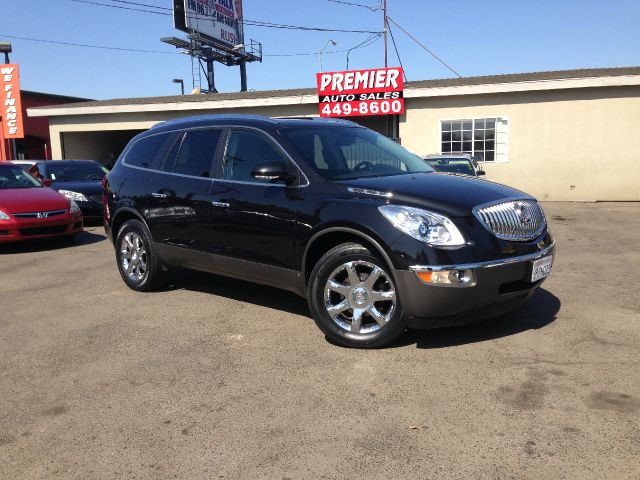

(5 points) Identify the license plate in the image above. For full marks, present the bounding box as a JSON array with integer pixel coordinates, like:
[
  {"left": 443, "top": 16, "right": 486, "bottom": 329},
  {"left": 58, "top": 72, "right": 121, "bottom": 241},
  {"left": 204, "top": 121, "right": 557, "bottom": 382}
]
[{"left": 531, "top": 255, "right": 553, "bottom": 282}]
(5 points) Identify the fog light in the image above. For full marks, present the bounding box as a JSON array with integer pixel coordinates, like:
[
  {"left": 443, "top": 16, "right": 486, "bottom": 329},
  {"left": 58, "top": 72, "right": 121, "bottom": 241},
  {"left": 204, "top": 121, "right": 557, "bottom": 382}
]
[{"left": 415, "top": 269, "right": 476, "bottom": 287}]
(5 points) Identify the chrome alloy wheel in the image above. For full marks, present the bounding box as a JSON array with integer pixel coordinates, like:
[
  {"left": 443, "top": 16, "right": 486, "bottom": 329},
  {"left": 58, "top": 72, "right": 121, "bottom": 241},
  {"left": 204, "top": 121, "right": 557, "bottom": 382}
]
[
  {"left": 120, "top": 232, "right": 148, "bottom": 282},
  {"left": 324, "top": 260, "right": 397, "bottom": 334}
]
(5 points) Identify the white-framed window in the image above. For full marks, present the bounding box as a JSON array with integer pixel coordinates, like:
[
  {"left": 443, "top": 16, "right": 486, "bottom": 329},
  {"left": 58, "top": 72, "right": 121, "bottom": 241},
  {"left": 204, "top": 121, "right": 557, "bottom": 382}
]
[{"left": 440, "top": 117, "right": 509, "bottom": 162}]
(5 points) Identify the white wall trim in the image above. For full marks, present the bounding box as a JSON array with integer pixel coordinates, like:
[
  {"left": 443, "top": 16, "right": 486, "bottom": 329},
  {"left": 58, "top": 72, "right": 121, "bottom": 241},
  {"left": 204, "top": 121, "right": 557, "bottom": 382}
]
[
  {"left": 28, "top": 94, "right": 319, "bottom": 117},
  {"left": 403, "top": 74, "right": 640, "bottom": 99},
  {"left": 28, "top": 74, "right": 640, "bottom": 118}
]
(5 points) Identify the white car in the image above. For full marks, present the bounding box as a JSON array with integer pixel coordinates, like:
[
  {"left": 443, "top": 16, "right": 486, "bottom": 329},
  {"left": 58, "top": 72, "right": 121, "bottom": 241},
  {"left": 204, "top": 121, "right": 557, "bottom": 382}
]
[{"left": 8, "top": 160, "right": 41, "bottom": 171}]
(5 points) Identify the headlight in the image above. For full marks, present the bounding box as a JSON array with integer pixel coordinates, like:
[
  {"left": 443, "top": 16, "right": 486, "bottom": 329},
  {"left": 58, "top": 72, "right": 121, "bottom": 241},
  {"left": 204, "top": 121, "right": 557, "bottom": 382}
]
[
  {"left": 69, "top": 200, "right": 81, "bottom": 215},
  {"left": 0, "top": 210, "right": 11, "bottom": 220},
  {"left": 59, "top": 190, "right": 89, "bottom": 202},
  {"left": 379, "top": 205, "right": 465, "bottom": 247}
]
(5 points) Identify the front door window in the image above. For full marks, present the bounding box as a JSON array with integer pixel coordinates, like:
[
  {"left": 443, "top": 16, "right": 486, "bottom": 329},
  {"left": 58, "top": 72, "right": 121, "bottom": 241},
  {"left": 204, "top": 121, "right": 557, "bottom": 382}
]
[{"left": 223, "top": 130, "right": 287, "bottom": 183}]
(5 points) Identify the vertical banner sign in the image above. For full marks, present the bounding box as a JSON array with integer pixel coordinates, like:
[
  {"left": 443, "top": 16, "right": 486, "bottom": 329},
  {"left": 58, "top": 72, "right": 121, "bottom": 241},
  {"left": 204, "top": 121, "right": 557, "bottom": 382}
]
[
  {"left": 316, "top": 67, "right": 404, "bottom": 118},
  {"left": 174, "top": 0, "right": 244, "bottom": 48},
  {"left": 1, "top": 64, "right": 24, "bottom": 139}
]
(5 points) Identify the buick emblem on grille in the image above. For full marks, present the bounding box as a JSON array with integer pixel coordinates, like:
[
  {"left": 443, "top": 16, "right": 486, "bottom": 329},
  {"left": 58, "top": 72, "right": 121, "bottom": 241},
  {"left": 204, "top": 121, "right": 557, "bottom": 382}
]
[
  {"left": 514, "top": 202, "right": 532, "bottom": 225},
  {"left": 37, "top": 212, "right": 45, "bottom": 219},
  {"left": 475, "top": 199, "right": 545, "bottom": 241}
]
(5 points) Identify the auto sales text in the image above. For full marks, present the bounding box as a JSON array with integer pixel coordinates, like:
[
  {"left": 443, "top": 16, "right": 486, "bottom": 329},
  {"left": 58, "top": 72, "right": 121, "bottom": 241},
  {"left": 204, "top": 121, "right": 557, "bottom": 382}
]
[{"left": 316, "top": 67, "right": 404, "bottom": 118}]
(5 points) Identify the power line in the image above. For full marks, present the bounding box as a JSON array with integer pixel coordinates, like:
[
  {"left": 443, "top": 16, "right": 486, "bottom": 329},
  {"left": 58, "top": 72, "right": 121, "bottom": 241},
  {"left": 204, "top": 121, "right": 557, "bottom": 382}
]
[
  {"left": 387, "top": 23, "right": 407, "bottom": 82},
  {"left": 0, "top": 32, "right": 382, "bottom": 59},
  {"left": 263, "top": 33, "right": 380, "bottom": 58},
  {"left": 70, "top": 0, "right": 382, "bottom": 34},
  {"left": 243, "top": 20, "right": 379, "bottom": 34},
  {"left": 345, "top": 33, "right": 381, "bottom": 69},
  {"left": 71, "top": 0, "right": 169, "bottom": 15},
  {"left": 0, "top": 33, "right": 176, "bottom": 54},
  {"left": 386, "top": 16, "right": 461, "bottom": 78},
  {"left": 266, "top": 34, "right": 380, "bottom": 57},
  {"left": 102, "top": 0, "right": 170, "bottom": 10},
  {"left": 327, "top": 0, "right": 382, "bottom": 11}
]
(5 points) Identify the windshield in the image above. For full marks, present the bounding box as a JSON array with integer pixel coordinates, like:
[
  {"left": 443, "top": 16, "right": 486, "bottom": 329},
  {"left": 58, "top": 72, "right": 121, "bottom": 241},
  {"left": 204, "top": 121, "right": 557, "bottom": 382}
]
[
  {"left": 282, "top": 126, "right": 433, "bottom": 180},
  {"left": 0, "top": 165, "right": 43, "bottom": 189},
  {"left": 426, "top": 158, "right": 475, "bottom": 176},
  {"left": 46, "top": 162, "right": 108, "bottom": 182}
]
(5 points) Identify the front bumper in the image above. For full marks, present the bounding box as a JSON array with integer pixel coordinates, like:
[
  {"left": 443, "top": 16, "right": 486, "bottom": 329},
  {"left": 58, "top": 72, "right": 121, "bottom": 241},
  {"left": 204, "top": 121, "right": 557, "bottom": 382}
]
[
  {"left": 395, "top": 242, "right": 555, "bottom": 328},
  {"left": 76, "top": 200, "right": 103, "bottom": 219},
  {"left": 0, "top": 214, "right": 83, "bottom": 244}
]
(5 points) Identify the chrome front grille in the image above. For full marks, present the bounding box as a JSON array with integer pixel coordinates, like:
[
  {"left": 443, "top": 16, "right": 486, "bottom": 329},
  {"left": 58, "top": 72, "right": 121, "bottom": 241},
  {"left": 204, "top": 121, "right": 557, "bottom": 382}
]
[
  {"left": 473, "top": 199, "right": 546, "bottom": 241},
  {"left": 12, "top": 209, "right": 67, "bottom": 219}
]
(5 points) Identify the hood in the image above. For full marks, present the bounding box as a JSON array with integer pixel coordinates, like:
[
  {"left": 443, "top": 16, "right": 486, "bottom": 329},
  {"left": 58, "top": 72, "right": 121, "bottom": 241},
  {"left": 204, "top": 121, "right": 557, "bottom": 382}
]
[
  {"left": 337, "top": 172, "right": 532, "bottom": 217},
  {"left": 51, "top": 180, "right": 102, "bottom": 195},
  {"left": 0, "top": 187, "right": 70, "bottom": 214}
]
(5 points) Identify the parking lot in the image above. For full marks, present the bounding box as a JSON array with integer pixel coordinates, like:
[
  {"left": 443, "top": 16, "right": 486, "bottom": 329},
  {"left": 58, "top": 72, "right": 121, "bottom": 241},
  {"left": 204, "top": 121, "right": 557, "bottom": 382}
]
[{"left": 1, "top": 202, "right": 639, "bottom": 479}]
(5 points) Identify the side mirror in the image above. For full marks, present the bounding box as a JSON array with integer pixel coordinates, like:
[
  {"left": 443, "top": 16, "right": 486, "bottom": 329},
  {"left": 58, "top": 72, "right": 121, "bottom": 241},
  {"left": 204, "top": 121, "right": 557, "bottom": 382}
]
[
  {"left": 477, "top": 170, "right": 486, "bottom": 176},
  {"left": 42, "top": 178, "right": 53, "bottom": 186},
  {"left": 251, "top": 161, "right": 296, "bottom": 184}
]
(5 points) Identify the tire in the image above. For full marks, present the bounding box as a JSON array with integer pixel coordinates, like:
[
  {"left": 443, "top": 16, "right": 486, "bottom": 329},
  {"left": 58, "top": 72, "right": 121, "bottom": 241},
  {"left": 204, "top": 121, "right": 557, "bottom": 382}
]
[
  {"left": 115, "top": 219, "right": 167, "bottom": 292},
  {"left": 307, "top": 242, "right": 406, "bottom": 348}
]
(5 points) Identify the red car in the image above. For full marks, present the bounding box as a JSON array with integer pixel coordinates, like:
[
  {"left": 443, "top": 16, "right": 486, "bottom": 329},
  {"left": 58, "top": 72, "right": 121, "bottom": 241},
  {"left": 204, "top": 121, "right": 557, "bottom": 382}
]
[{"left": 0, "top": 163, "right": 83, "bottom": 244}]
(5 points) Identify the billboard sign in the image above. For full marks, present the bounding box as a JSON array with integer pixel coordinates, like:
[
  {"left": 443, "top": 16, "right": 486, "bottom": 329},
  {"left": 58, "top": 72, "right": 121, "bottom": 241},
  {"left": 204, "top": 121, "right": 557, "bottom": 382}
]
[
  {"left": 316, "top": 67, "right": 404, "bottom": 118},
  {"left": 1, "top": 64, "right": 24, "bottom": 139},
  {"left": 173, "top": 0, "right": 244, "bottom": 49}
]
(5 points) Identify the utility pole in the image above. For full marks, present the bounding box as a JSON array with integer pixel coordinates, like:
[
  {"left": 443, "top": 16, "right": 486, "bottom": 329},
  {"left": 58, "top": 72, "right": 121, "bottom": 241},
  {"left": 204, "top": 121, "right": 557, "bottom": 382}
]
[
  {"left": 383, "top": 0, "right": 388, "bottom": 68},
  {"left": 206, "top": 57, "right": 217, "bottom": 93},
  {"left": 240, "top": 61, "right": 247, "bottom": 92}
]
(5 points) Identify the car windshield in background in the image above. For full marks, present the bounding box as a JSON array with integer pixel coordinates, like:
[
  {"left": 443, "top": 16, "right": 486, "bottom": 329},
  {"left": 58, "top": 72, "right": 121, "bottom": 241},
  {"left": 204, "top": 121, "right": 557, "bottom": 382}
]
[
  {"left": 47, "top": 163, "right": 108, "bottom": 182},
  {"left": 282, "top": 126, "right": 433, "bottom": 180},
  {"left": 426, "top": 158, "right": 475, "bottom": 176},
  {"left": 0, "top": 165, "right": 43, "bottom": 189}
]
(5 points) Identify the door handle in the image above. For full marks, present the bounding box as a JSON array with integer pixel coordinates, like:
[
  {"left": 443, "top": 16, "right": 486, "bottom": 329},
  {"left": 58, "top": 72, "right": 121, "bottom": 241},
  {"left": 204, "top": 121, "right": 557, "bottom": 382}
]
[
  {"left": 151, "top": 192, "right": 167, "bottom": 199},
  {"left": 211, "top": 201, "right": 230, "bottom": 208}
]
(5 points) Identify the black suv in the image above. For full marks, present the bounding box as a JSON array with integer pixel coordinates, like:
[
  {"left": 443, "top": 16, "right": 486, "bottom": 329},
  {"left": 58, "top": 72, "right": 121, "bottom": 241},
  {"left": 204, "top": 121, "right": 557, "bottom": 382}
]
[{"left": 104, "top": 115, "right": 555, "bottom": 348}]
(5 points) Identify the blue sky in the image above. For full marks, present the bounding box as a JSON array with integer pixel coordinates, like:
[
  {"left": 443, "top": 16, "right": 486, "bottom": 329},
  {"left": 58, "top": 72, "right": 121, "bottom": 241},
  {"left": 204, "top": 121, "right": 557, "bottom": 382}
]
[{"left": 1, "top": 0, "right": 639, "bottom": 100}]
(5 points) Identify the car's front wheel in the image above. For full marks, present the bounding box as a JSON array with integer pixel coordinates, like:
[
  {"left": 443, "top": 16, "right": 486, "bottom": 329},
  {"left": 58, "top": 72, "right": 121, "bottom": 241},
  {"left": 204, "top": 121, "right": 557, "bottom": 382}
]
[
  {"left": 115, "top": 219, "right": 167, "bottom": 291},
  {"left": 308, "top": 242, "right": 406, "bottom": 348}
]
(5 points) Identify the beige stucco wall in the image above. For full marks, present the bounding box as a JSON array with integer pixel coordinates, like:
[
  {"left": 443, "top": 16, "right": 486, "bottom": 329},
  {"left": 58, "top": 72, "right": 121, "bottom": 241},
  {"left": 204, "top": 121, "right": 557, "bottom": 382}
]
[
  {"left": 46, "top": 84, "right": 640, "bottom": 200},
  {"left": 48, "top": 103, "right": 318, "bottom": 161},
  {"left": 400, "top": 86, "right": 640, "bottom": 201}
]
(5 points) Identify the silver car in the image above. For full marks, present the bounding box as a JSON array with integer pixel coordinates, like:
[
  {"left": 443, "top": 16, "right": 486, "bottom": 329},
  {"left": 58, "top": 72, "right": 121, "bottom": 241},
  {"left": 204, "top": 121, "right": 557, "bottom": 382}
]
[{"left": 424, "top": 154, "right": 485, "bottom": 177}]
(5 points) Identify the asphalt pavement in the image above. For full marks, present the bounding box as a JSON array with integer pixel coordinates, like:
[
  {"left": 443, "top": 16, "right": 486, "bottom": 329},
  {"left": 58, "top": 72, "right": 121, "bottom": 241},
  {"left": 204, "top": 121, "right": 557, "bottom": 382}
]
[{"left": 0, "top": 202, "right": 639, "bottom": 479}]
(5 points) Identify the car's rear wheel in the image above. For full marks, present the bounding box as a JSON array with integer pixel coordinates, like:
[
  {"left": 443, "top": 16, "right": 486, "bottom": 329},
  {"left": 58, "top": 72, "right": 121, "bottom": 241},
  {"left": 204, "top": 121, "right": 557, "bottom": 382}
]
[
  {"left": 308, "top": 242, "right": 406, "bottom": 348},
  {"left": 115, "top": 219, "right": 167, "bottom": 291}
]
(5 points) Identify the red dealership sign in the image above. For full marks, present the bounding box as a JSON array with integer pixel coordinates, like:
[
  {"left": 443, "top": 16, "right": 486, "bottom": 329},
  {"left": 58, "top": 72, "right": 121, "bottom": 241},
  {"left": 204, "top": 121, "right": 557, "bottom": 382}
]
[
  {"left": 316, "top": 67, "right": 404, "bottom": 118},
  {"left": 1, "top": 64, "right": 24, "bottom": 139}
]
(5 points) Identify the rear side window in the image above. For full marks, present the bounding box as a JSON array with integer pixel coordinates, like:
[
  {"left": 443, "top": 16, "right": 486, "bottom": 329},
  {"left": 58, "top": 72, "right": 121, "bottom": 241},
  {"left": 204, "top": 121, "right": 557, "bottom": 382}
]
[
  {"left": 169, "top": 129, "right": 222, "bottom": 178},
  {"left": 125, "top": 132, "right": 179, "bottom": 170}
]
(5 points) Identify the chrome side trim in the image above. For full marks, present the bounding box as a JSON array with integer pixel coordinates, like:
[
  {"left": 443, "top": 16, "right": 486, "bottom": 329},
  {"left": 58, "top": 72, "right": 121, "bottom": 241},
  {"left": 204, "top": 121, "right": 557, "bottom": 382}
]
[{"left": 409, "top": 241, "right": 555, "bottom": 272}]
